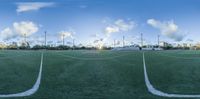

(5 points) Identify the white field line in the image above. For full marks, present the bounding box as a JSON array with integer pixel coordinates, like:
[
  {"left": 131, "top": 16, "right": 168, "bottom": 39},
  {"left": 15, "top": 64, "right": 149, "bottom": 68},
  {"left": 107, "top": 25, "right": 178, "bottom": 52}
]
[
  {"left": 143, "top": 52, "right": 200, "bottom": 98},
  {"left": 0, "top": 53, "right": 43, "bottom": 98}
]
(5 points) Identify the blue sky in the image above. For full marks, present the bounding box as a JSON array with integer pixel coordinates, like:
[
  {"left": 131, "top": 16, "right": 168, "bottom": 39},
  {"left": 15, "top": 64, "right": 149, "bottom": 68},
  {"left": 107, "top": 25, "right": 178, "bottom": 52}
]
[{"left": 0, "top": 0, "right": 200, "bottom": 47}]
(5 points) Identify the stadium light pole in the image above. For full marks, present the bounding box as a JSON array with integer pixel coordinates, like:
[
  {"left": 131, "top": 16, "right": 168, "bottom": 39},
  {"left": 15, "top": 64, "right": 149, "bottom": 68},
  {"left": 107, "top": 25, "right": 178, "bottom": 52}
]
[
  {"left": 123, "top": 36, "right": 125, "bottom": 47},
  {"left": 62, "top": 34, "right": 65, "bottom": 46},
  {"left": 24, "top": 33, "right": 27, "bottom": 43},
  {"left": 44, "top": 31, "right": 47, "bottom": 46},
  {"left": 141, "top": 33, "right": 143, "bottom": 47},
  {"left": 73, "top": 38, "right": 75, "bottom": 50},
  {"left": 158, "top": 35, "right": 160, "bottom": 48},
  {"left": 114, "top": 39, "right": 116, "bottom": 48}
]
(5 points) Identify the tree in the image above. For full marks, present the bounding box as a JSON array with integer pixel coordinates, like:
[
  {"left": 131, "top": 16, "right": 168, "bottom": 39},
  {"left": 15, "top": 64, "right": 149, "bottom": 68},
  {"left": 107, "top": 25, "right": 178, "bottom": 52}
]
[{"left": 19, "top": 42, "right": 30, "bottom": 49}]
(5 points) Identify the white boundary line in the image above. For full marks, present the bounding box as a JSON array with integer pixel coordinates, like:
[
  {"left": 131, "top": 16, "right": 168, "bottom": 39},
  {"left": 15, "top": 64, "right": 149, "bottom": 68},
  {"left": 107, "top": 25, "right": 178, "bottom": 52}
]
[
  {"left": 0, "top": 53, "right": 43, "bottom": 98},
  {"left": 143, "top": 52, "right": 200, "bottom": 98}
]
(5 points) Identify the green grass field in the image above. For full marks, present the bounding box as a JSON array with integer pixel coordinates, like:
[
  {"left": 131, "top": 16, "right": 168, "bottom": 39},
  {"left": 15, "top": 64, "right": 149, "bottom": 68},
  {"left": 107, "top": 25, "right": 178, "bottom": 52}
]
[{"left": 0, "top": 50, "right": 200, "bottom": 99}]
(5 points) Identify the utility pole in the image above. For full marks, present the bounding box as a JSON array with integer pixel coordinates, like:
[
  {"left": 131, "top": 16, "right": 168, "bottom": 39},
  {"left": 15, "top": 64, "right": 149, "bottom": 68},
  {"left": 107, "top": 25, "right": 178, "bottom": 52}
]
[
  {"left": 141, "top": 33, "right": 143, "bottom": 47},
  {"left": 114, "top": 39, "right": 116, "bottom": 48},
  {"left": 123, "top": 36, "right": 125, "bottom": 47},
  {"left": 45, "top": 31, "right": 47, "bottom": 46},
  {"left": 158, "top": 35, "right": 160, "bottom": 48},
  {"left": 62, "top": 34, "right": 65, "bottom": 46}
]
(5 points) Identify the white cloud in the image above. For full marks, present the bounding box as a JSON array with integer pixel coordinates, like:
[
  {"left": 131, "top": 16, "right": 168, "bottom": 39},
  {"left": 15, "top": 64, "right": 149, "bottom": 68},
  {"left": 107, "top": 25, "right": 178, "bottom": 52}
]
[
  {"left": 16, "top": 2, "right": 55, "bottom": 13},
  {"left": 90, "top": 33, "right": 100, "bottom": 38},
  {"left": 147, "top": 19, "right": 185, "bottom": 41},
  {"left": 29, "top": 36, "right": 44, "bottom": 45},
  {"left": 100, "top": 19, "right": 136, "bottom": 47},
  {"left": 104, "top": 19, "right": 136, "bottom": 37},
  {"left": 13, "top": 21, "right": 39, "bottom": 37},
  {"left": 115, "top": 19, "right": 135, "bottom": 31},
  {"left": 0, "top": 21, "right": 39, "bottom": 41},
  {"left": 58, "top": 31, "right": 74, "bottom": 40},
  {"left": 186, "top": 39, "right": 193, "bottom": 42},
  {"left": 0, "top": 28, "right": 16, "bottom": 40},
  {"left": 105, "top": 26, "right": 119, "bottom": 36}
]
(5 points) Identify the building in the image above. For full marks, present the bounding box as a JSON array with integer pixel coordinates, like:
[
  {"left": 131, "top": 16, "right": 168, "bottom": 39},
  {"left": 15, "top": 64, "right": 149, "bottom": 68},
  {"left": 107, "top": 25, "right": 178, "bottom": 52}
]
[{"left": 159, "top": 41, "right": 172, "bottom": 48}]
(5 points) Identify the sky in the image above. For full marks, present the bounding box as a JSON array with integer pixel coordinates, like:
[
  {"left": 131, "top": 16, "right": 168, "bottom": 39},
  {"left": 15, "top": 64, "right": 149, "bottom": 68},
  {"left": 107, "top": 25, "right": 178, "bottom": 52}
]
[{"left": 0, "top": 0, "right": 200, "bottom": 47}]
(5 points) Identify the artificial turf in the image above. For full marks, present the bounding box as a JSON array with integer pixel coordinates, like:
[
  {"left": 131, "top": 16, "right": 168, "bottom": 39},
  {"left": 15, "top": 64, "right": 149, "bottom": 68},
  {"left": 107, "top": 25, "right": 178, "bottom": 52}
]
[{"left": 0, "top": 50, "right": 200, "bottom": 99}]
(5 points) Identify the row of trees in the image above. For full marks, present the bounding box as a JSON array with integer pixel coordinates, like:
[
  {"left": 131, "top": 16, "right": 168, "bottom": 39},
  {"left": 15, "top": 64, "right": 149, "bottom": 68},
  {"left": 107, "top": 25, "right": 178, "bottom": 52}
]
[
  {"left": 32, "top": 45, "right": 112, "bottom": 50},
  {"left": 1, "top": 43, "right": 112, "bottom": 50},
  {"left": 3, "top": 42, "right": 30, "bottom": 50}
]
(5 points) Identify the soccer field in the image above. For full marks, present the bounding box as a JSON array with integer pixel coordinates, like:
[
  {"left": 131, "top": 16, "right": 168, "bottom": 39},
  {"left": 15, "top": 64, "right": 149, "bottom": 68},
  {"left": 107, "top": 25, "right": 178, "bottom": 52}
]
[{"left": 0, "top": 50, "right": 200, "bottom": 99}]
